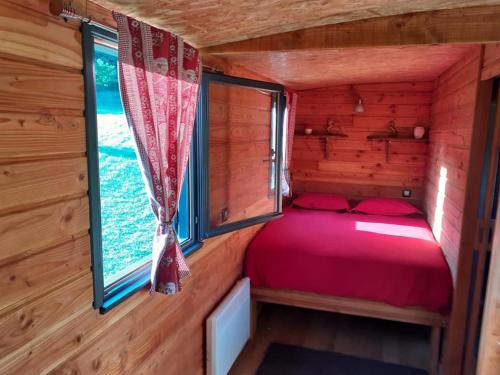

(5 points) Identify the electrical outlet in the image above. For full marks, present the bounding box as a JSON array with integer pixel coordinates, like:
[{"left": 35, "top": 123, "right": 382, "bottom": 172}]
[
  {"left": 221, "top": 207, "right": 229, "bottom": 223},
  {"left": 402, "top": 189, "right": 412, "bottom": 198}
]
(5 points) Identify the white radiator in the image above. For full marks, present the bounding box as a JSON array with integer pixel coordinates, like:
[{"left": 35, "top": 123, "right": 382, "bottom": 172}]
[{"left": 207, "top": 277, "right": 251, "bottom": 375}]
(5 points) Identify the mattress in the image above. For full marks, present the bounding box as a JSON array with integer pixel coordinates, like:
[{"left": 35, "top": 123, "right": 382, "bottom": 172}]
[{"left": 245, "top": 207, "right": 453, "bottom": 314}]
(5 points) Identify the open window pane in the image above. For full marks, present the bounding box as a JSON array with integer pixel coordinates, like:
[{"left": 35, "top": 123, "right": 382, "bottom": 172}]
[{"left": 199, "top": 73, "right": 284, "bottom": 238}]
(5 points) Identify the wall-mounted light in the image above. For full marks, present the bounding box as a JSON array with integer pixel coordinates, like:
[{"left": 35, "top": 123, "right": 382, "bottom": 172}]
[{"left": 354, "top": 97, "right": 364, "bottom": 113}]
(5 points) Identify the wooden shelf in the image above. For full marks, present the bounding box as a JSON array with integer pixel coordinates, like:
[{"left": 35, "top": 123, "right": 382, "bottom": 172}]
[
  {"left": 365, "top": 135, "right": 428, "bottom": 162},
  {"left": 294, "top": 133, "right": 348, "bottom": 139},
  {"left": 366, "top": 135, "right": 428, "bottom": 143}
]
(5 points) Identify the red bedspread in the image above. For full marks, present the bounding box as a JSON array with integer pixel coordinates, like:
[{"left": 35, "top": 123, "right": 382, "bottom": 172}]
[{"left": 245, "top": 207, "right": 453, "bottom": 314}]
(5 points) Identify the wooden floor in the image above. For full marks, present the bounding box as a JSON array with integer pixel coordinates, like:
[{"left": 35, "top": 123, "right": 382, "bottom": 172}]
[{"left": 230, "top": 303, "right": 431, "bottom": 374}]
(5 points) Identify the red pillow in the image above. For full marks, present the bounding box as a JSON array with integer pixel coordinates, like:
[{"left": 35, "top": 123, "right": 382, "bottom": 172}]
[
  {"left": 292, "top": 193, "right": 350, "bottom": 212},
  {"left": 351, "top": 198, "right": 422, "bottom": 216}
]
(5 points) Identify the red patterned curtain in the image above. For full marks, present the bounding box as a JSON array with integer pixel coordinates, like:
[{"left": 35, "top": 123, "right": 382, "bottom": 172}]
[
  {"left": 114, "top": 13, "right": 201, "bottom": 295},
  {"left": 283, "top": 89, "right": 298, "bottom": 196}
]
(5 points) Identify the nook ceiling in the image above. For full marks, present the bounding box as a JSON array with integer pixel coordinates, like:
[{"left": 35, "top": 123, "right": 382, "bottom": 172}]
[
  {"left": 92, "top": 0, "right": 500, "bottom": 48},
  {"left": 221, "top": 45, "right": 476, "bottom": 90}
]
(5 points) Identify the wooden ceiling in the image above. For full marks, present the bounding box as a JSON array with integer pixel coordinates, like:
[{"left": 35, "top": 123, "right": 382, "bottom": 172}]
[
  {"left": 92, "top": 0, "right": 500, "bottom": 48},
  {"left": 220, "top": 45, "right": 476, "bottom": 90}
]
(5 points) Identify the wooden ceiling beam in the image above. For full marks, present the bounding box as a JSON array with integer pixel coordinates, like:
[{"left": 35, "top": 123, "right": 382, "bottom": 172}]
[{"left": 201, "top": 6, "right": 500, "bottom": 55}]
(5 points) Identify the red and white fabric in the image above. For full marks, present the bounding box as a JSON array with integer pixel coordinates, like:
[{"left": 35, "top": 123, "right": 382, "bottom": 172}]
[
  {"left": 282, "top": 89, "right": 298, "bottom": 196},
  {"left": 114, "top": 13, "right": 201, "bottom": 295}
]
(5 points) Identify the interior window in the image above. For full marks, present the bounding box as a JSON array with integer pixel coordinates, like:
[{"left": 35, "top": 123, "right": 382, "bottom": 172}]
[
  {"left": 83, "top": 24, "right": 198, "bottom": 312},
  {"left": 198, "top": 73, "right": 285, "bottom": 238}
]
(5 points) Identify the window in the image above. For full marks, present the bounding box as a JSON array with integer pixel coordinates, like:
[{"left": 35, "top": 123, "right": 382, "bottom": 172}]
[
  {"left": 197, "top": 73, "right": 285, "bottom": 238},
  {"left": 83, "top": 24, "right": 200, "bottom": 313},
  {"left": 83, "top": 24, "right": 284, "bottom": 312}
]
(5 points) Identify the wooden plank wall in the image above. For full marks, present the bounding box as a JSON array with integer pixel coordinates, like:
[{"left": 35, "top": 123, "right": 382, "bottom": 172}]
[
  {"left": 424, "top": 46, "right": 482, "bottom": 283},
  {"left": 0, "top": 1, "right": 266, "bottom": 374},
  {"left": 209, "top": 84, "right": 275, "bottom": 227},
  {"left": 482, "top": 43, "right": 500, "bottom": 80},
  {"left": 291, "top": 83, "right": 433, "bottom": 204}
]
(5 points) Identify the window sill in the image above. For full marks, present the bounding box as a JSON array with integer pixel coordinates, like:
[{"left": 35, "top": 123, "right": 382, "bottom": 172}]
[
  {"left": 100, "top": 266, "right": 150, "bottom": 313},
  {"left": 99, "top": 241, "right": 203, "bottom": 314}
]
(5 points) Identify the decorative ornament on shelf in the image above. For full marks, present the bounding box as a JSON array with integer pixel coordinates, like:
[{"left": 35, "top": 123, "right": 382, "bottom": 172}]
[
  {"left": 387, "top": 120, "right": 398, "bottom": 138},
  {"left": 304, "top": 128, "right": 313, "bottom": 135},
  {"left": 326, "top": 119, "right": 348, "bottom": 137},
  {"left": 413, "top": 121, "right": 426, "bottom": 139}
]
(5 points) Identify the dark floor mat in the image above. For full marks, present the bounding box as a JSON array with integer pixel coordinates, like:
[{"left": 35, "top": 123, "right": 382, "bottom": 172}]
[{"left": 256, "top": 343, "right": 428, "bottom": 375}]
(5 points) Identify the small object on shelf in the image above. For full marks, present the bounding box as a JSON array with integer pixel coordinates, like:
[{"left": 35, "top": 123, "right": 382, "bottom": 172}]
[
  {"left": 304, "top": 128, "right": 313, "bottom": 135},
  {"left": 366, "top": 130, "right": 428, "bottom": 163},
  {"left": 387, "top": 120, "right": 398, "bottom": 137},
  {"left": 294, "top": 133, "right": 348, "bottom": 159},
  {"left": 326, "top": 119, "right": 336, "bottom": 134},
  {"left": 414, "top": 126, "right": 426, "bottom": 139},
  {"left": 326, "top": 119, "right": 348, "bottom": 137},
  {"left": 367, "top": 117, "right": 428, "bottom": 150}
]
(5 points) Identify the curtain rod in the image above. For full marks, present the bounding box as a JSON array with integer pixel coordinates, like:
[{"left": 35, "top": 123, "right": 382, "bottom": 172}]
[
  {"left": 50, "top": 0, "right": 221, "bottom": 73},
  {"left": 49, "top": 0, "right": 118, "bottom": 35},
  {"left": 49, "top": 0, "right": 91, "bottom": 23}
]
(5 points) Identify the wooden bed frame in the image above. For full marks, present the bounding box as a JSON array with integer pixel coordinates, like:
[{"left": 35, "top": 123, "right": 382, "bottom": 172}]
[{"left": 250, "top": 287, "right": 447, "bottom": 375}]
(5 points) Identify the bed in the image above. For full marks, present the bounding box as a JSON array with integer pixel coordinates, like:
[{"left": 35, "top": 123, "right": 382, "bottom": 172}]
[{"left": 244, "top": 202, "right": 453, "bottom": 374}]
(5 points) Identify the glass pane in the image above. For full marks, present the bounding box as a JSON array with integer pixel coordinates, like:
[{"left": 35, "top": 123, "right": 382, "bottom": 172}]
[
  {"left": 94, "top": 40, "right": 155, "bottom": 286},
  {"left": 270, "top": 99, "right": 277, "bottom": 191},
  {"left": 176, "top": 165, "right": 191, "bottom": 244},
  {"left": 208, "top": 81, "right": 278, "bottom": 229}
]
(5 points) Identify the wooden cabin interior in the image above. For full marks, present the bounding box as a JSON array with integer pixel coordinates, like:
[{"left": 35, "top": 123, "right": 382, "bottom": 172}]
[{"left": 1, "top": 1, "right": 500, "bottom": 374}]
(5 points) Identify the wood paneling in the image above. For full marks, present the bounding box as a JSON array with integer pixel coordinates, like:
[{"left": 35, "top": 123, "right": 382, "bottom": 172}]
[
  {"left": 92, "top": 1, "right": 500, "bottom": 48},
  {"left": 202, "top": 54, "right": 274, "bottom": 83},
  {"left": 0, "top": 273, "right": 93, "bottom": 363},
  {"left": 0, "top": 113, "right": 85, "bottom": 162},
  {"left": 0, "top": 236, "right": 90, "bottom": 314},
  {"left": 202, "top": 5, "right": 500, "bottom": 53},
  {"left": 0, "top": 57, "right": 84, "bottom": 115},
  {"left": 0, "top": 197, "right": 89, "bottom": 264},
  {"left": 0, "top": 0, "right": 82, "bottom": 70},
  {"left": 0, "top": 157, "right": 88, "bottom": 215},
  {"left": 482, "top": 42, "right": 500, "bottom": 80},
  {"left": 44, "top": 227, "right": 261, "bottom": 375},
  {"left": 0, "top": 2, "right": 267, "bottom": 374},
  {"left": 424, "top": 46, "right": 482, "bottom": 283},
  {"left": 292, "top": 83, "right": 432, "bottom": 203},
  {"left": 219, "top": 45, "right": 475, "bottom": 90},
  {"left": 421, "top": 46, "right": 484, "bottom": 375}
]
